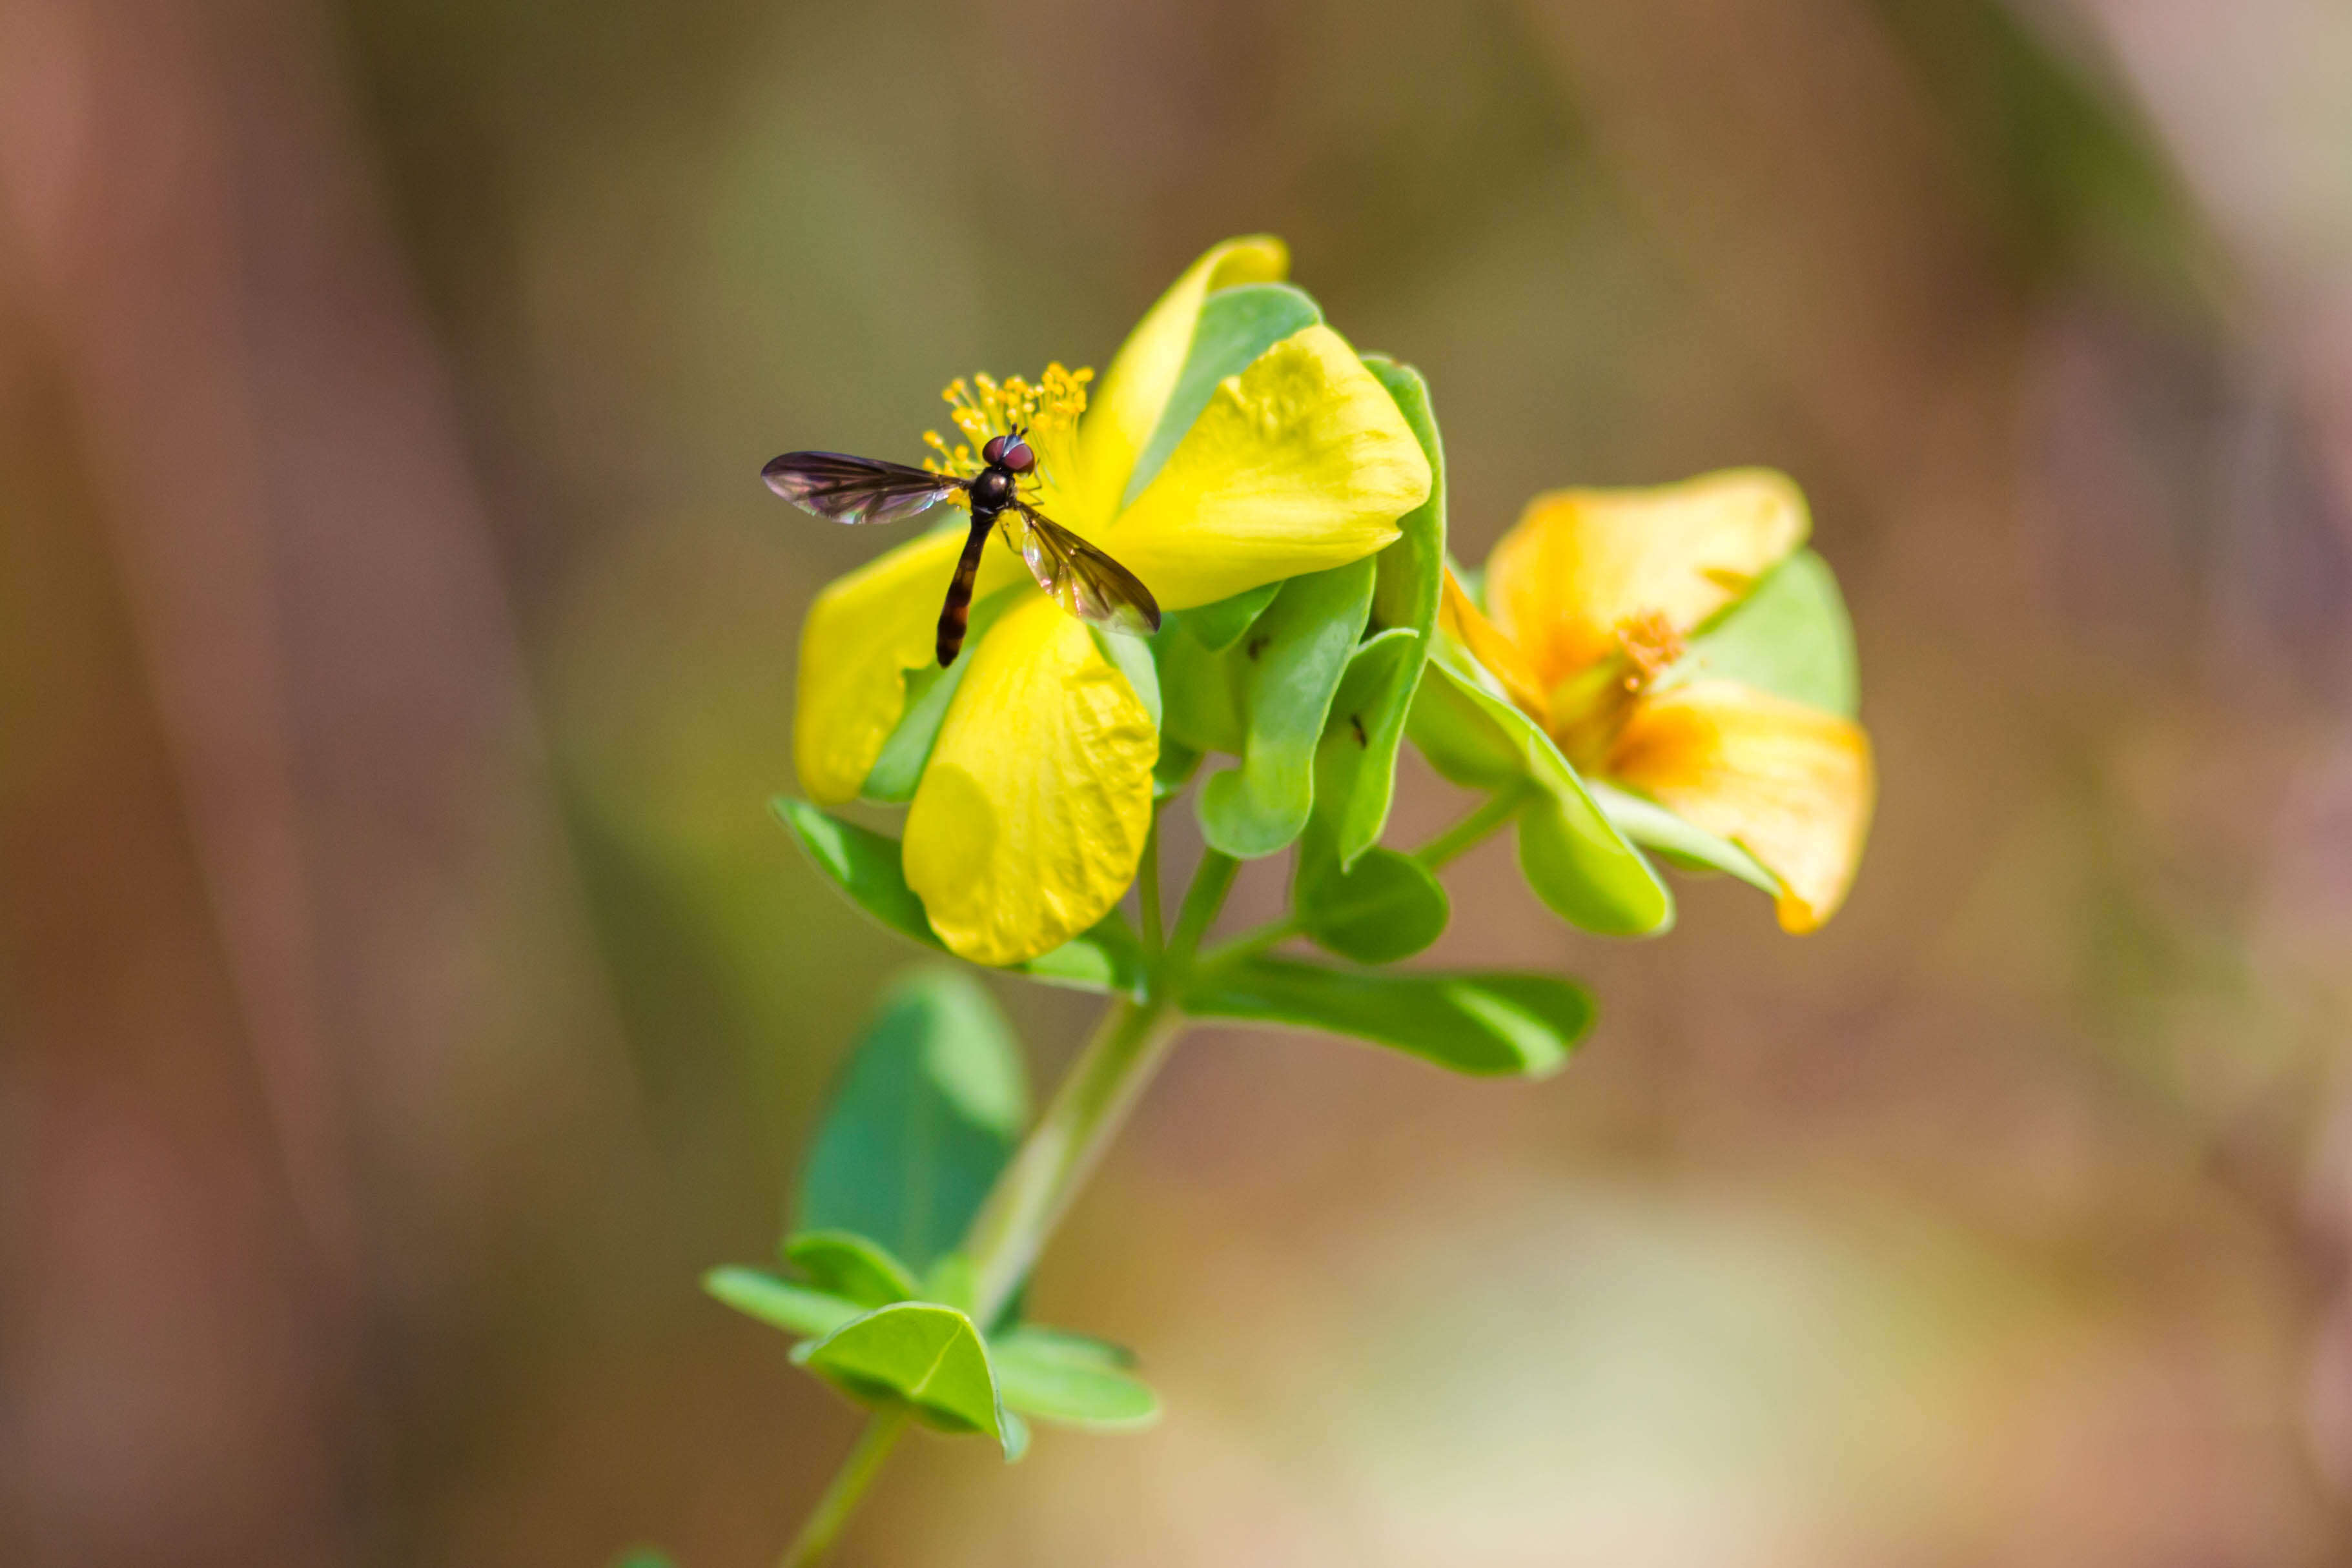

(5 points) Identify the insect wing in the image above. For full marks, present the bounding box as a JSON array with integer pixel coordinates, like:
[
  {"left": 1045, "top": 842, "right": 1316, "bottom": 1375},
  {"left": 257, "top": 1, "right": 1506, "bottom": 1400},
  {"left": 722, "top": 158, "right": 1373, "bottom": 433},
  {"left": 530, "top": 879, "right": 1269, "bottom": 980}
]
[
  {"left": 762, "top": 451, "right": 963, "bottom": 524},
  {"left": 1007, "top": 502, "right": 1161, "bottom": 637}
]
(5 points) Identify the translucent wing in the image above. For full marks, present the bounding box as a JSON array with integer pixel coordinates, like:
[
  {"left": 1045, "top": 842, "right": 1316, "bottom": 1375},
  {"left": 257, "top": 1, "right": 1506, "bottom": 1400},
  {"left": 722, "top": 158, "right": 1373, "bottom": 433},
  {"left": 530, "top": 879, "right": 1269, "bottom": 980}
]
[
  {"left": 762, "top": 451, "right": 963, "bottom": 524},
  {"left": 1006, "top": 501, "right": 1162, "bottom": 637}
]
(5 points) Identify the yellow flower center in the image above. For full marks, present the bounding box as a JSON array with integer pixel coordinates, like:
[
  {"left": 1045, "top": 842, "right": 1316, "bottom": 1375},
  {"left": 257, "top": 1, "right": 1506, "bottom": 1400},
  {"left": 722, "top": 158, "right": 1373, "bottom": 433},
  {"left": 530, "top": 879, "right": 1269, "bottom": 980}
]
[
  {"left": 921, "top": 364, "right": 1093, "bottom": 504},
  {"left": 1549, "top": 609, "right": 1687, "bottom": 771}
]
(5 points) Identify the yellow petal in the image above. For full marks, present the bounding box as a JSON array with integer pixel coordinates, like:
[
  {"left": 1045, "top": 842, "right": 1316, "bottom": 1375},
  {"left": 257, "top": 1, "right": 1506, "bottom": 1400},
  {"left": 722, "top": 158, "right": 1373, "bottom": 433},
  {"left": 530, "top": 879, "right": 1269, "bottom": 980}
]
[
  {"left": 902, "top": 595, "right": 1158, "bottom": 964},
  {"left": 793, "top": 526, "right": 1026, "bottom": 804},
  {"left": 1438, "top": 568, "right": 1551, "bottom": 721},
  {"left": 1105, "top": 325, "right": 1429, "bottom": 610},
  {"left": 1072, "top": 236, "right": 1289, "bottom": 524},
  {"left": 1605, "top": 680, "right": 1872, "bottom": 932},
  {"left": 1487, "top": 469, "right": 1809, "bottom": 690}
]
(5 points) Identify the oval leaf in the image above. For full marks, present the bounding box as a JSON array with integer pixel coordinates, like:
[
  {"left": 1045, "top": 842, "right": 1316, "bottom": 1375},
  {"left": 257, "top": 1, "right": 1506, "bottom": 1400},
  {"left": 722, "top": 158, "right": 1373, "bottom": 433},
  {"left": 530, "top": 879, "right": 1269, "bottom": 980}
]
[
  {"left": 782, "top": 1230, "right": 921, "bottom": 1308},
  {"left": 1187, "top": 957, "right": 1593, "bottom": 1076},
  {"left": 989, "top": 1331, "right": 1162, "bottom": 1431},
  {"left": 774, "top": 798, "right": 1145, "bottom": 994},
  {"left": 1409, "top": 644, "right": 1672, "bottom": 935},
  {"left": 1296, "top": 846, "right": 1449, "bottom": 964},
  {"left": 1587, "top": 779, "right": 1779, "bottom": 893},
  {"left": 795, "top": 970, "right": 1027, "bottom": 1274},
  {"left": 1196, "top": 558, "right": 1376, "bottom": 859},
  {"left": 1321, "top": 356, "right": 1447, "bottom": 866},
  {"left": 704, "top": 1265, "right": 864, "bottom": 1340},
  {"left": 1673, "top": 548, "right": 1858, "bottom": 718},
  {"left": 793, "top": 1301, "right": 1012, "bottom": 1451}
]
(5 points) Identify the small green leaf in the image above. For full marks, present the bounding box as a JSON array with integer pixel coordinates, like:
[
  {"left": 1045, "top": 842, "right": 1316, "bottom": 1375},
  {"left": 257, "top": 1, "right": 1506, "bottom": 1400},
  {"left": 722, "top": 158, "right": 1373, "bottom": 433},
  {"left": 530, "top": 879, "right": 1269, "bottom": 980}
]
[
  {"left": 703, "top": 1265, "right": 864, "bottom": 1339},
  {"left": 782, "top": 1231, "right": 920, "bottom": 1308},
  {"left": 990, "top": 1330, "right": 1162, "bottom": 1430},
  {"left": 861, "top": 583, "right": 1028, "bottom": 804},
  {"left": 775, "top": 799, "right": 1146, "bottom": 994},
  {"left": 1320, "top": 356, "right": 1447, "bottom": 866},
  {"left": 1181, "top": 582, "right": 1283, "bottom": 653},
  {"left": 1673, "top": 549, "right": 1857, "bottom": 718},
  {"left": 609, "top": 1549, "right": 676, "bottom": 1568},
  {"left": 1187, "top": 958, "right": 1593, "bottom": 1076},
  {"left": 1089, "top": 624, "right": 1161, "bottom": 729},
  {"left": 1155, "top": 613, "right": 1247, "bottom": 755},
  {"left": 1588, "top": 779, "right": 1779, "bottom": 894},
  {"left": 1293, "top": 632, "right": 1449, "bottom": 962},
  {"left": 793, "top": 1302, "right": 1013, "bottom": 1452},
  {"left": 795, "top": 970, "right": 1027, "bottom": 1274},
  {"left": 1197, "top": 559, "right": 1376, "bottom": 859},
  {"left": 776, "top": 797, "right": 932, "bottom": 941},
  {"left": 1125, "top": 283, "right": 1325, "bottom": 506},
  {"left": 992, "top": 1323, "right": 1137, "bottom": 1369},
  {"left": 1000, "top": 1408, "right": 1031, "bottom": 1463},
  {"left": 1296, "top": 846, "right": 1449, "bottom": 964},
  {"left": 1407, "top": 645, "right": 1672, "bottom": 935}
]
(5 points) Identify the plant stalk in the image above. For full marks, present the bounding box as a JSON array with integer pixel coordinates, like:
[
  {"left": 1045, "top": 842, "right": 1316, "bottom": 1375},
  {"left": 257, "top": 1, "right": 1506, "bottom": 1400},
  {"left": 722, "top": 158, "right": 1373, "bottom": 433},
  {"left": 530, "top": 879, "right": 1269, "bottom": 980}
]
[
  {"left": 781, "top": 848, "right": 1240, "bottom": 1565},
  {"left": 779, "top": 1406, "right": 910, "bottom": 1568}
]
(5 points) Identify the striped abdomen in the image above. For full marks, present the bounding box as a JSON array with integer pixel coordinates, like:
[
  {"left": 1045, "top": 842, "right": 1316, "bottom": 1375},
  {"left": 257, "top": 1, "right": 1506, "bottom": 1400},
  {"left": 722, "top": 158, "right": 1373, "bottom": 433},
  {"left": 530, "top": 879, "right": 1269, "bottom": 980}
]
[{"left": 936, "top": 509, "right": 998, "bottom": 666}]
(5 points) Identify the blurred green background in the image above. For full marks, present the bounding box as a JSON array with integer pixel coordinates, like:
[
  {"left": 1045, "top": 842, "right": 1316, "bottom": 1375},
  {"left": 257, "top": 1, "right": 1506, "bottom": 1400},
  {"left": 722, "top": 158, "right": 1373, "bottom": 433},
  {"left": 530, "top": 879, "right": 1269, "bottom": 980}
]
[{"left": 8, "top": 0, "right": 2352, "bottom": 1562}]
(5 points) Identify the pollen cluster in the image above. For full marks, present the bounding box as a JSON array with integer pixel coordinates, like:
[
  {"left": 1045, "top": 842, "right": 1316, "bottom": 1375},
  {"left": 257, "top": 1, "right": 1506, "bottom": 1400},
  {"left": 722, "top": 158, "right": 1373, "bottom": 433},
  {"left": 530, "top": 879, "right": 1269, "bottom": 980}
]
[{"left": 923, "top": 363, "right": 1092, "bottom": 487}]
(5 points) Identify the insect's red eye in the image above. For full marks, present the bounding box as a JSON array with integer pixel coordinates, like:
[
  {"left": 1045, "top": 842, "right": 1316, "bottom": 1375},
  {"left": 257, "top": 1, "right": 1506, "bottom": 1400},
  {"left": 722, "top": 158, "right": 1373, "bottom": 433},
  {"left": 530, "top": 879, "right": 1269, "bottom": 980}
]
[
  {"left": 1003, "top": 442, "right": 1035, "bottom": 473},
  {"left": 982, "top": 435, "right": 1007, "bottom": 465}
]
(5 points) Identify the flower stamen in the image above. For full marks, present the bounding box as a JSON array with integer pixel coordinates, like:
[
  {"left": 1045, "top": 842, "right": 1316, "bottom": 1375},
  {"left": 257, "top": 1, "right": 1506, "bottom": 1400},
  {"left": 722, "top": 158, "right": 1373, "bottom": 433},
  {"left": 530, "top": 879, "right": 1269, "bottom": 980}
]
[
  {"left": 922, "top": 364, "right": 1093, "bottom": 496},
  {"left": 1549, "top": 609, "right": 1688, "bottom": 771}
]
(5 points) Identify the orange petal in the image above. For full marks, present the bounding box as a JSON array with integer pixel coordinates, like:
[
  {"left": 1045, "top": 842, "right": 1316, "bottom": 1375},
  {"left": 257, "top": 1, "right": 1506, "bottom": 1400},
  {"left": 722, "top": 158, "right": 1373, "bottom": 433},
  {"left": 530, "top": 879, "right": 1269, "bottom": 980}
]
[
  {"left": 1486, "top": 469, "right": 1809, "bottom": 690},
  {"left": 1606, "top": 680, "right": 1872, "bottom": 932},
  {"left": 1438, "top": 569, "right": 1550, "bottom": 722}
]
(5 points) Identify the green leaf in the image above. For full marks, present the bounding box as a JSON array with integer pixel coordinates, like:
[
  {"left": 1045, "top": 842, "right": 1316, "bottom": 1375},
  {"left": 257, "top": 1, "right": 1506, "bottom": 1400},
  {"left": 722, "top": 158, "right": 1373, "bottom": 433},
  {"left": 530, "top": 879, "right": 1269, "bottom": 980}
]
[
  {"left": 1155, "top": 617, "right": 1246, "bottom": 755},
  {"left": 795, "top": 969, "right": 1028, "bottom": 1274},
  {"left": 990, "top": 1329, "right": 1162, "bottom": 1431},
  {"left": 991, "top": 1323, "right": 1137, "bottom": 1369},
  {"left": 1673, "top": 549, "right": 1857, "bottom": 718},
  {"left": 1293, "top": 631, "right": 1449, "bottom": 962},
  {"left": 703, "top": 1265, "right": 864, "bottom": 1339},
  {"left": 793, "top": 1302, "right": 1014, "bottom": 1452},
  {"left": 861, "top": 582, "right": 1029, "bottom": 804},
  {"left": 1408, "top": 645, "right": 1672, "bottom": 935},
  {"left": 609, "top": 1550, "right": 676, "bottom": 1568},
  {"left": 1296, "top": 845, "right": 1449, "bottom": 964},
  {"left": 775, "top": 799, "right": 1146, "bottom": 994},
  {"left": 782, "top": 1230, "right": 920, "bottom": 1308},
  {"left": 1181, "top": 582, "right": 1283, "bottom": 653},
  {"left": 1320, "top": 356, "right": 1447, "bottom": 866},
  {"left": 1187, "top": 957, "right": 1593, "bottom": 1076},
  {"left": 1588, "top": 779, "right": 1779, "bottom": 895},
  {"left": 1089, "top": 625, "right": 1161, "bottom": 730},
  {"left": 1124, "top": 282, "right": 1325, "bottom": 506},
  {"left": 1196, "top": 558, "right": 1376, "bottom": 859}
]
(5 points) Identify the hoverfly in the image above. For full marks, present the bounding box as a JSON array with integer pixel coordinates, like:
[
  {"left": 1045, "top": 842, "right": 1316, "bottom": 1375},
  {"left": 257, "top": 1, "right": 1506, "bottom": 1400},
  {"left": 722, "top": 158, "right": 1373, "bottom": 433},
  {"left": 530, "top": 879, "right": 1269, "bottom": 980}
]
[{"left": 763, "top": 431, "right": 1161, "bottom": 666}]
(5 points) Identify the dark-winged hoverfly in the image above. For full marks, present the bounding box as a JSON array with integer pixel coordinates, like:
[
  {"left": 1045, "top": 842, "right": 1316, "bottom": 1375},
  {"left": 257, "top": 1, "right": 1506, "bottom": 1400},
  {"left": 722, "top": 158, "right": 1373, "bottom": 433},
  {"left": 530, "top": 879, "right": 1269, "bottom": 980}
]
[{"left": 763, "top": 432, "right": 1161, "bottom": 666}]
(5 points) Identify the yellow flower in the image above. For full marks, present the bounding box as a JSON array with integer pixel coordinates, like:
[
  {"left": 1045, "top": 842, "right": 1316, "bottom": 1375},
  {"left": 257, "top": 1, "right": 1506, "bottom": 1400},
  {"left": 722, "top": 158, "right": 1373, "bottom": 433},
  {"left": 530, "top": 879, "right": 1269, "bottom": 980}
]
[
  {"left": 1439, "top": 470, "right": 1874, "bottom": 932},
  {"left": 795, "top": 237, "right": 1433, "bottom": 965}
]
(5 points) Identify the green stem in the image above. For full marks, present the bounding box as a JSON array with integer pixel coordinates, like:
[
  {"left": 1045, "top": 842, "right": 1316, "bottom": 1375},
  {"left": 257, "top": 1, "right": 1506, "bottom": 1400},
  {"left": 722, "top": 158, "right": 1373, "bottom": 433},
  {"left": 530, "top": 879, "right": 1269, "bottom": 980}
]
[
  {"left": 775, "top": 848, "right": 1243, "bottom": 1565},
  {"left": 965, "top": 847, "right": 1236, "bottom": 1329},
  {"left": 1138, "top": 815, "right": 1164, "bottom": 954},
  {"left": 779, "top": 1406, "right": 909, "bottom": 1568},
  {"left": 1164, "top": 849, "right": 1239, "bottom": 980},
  {"left": 1413, "top": 784, "right": 1529, "bottom": 871}
]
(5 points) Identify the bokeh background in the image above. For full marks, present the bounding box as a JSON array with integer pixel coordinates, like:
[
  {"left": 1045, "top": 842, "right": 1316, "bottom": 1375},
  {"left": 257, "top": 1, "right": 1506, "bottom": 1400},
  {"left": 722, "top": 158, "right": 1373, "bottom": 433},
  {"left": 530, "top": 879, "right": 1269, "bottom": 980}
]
[{"left": 8, "top": 0, "right": 2352, "bottom": 1562}]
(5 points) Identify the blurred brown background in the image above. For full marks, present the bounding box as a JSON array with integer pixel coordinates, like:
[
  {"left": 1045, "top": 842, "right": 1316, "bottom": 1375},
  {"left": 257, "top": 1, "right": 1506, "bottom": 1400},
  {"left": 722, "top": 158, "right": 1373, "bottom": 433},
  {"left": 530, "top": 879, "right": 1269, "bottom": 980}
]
[{"left": 7, "top": 0, "right": 2352, "bottom": 1563}]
